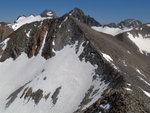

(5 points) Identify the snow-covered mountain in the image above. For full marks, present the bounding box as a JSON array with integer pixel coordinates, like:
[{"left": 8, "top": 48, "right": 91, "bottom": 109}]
[
  {"left": 9, "top": 10, "right": 56, "bottom": 31},
  {"left": 91, "top": 19, "right": 142, "bottom": 36},
  {"left": 0, "top": 8, "right": 150, "bottom": 113}
]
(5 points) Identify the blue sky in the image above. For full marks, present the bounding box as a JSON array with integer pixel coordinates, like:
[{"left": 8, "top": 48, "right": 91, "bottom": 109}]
[{"left": 0, "top": 0, "right": 150, "bottom": 24}]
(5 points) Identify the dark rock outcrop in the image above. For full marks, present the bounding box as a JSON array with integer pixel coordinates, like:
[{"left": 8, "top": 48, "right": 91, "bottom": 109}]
[
  {"left": 69, "top": 8, "right": 101, "bottom": 27},
  {"left": 0, "top": 22, "right": 13, "bottom": 42}
]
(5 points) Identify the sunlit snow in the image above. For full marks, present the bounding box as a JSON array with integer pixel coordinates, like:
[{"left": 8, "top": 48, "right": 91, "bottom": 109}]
[
  {"left": 92, "top": 26, "right": 132, "bottom": 36},
  {"left": 11, "top": 15, "right": 53, "bottom": 31},
  {"left": 101, "top": 52, "right": 118, "bottom": 70},
  {"left": 127, "top": 33, "right": 150, "bottom": 53},
  {"left": 100, "top": 103, "right": 111, "bottom": 109},
  {"left": 26, "top": 29, "right": 31, "bottom": 37},
  {"left": 125, "top": 88, "right": 132, "bottom": 91},
  {"left": 136, "top": 68, "right": 146, "bottom": 77},
  {"left": 101, "top": 53, "right": 113, "bottom": 62},
  {"left": 0, "top": 39, "right": 108, "bottom": 113},
  {"left": 147, "top": 24, "right": 150, "bottom": 27},
  {"left": 0, "top": 38, "right": 10, "bottom": 50},
  {"left": 141, "top": 88, "right": 150, "bottom": 98},
  {"left": 138, "top": 76, "right": 150, "bottom": 86},
  {"left": 46, "top": 11, "right": 53, "bottom": 17}
]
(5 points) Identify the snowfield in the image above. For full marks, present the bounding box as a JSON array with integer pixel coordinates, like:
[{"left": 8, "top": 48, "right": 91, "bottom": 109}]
[
  {"left": 10, "top": 15, "right": 53, "bottom": 31},
  {"left": 127, "top": 32, "right": 150, "bottom": 54},
  {"left": 0, "top": 36, "right": 108, "bottom": 113},
  {"left": 147, "top": 24, "right": 150, "bottom": 27},
  {"left": 92, "top": 26, "right": 132, "bottom": 36}
]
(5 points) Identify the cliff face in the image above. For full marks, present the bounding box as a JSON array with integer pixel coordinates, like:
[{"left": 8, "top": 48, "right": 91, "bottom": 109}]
[
  {"left": 0, "top": 8, "right": 150, "bottom": 113},
  {"left": 0, "top": 22, "right": 14, "bottom": 42}
]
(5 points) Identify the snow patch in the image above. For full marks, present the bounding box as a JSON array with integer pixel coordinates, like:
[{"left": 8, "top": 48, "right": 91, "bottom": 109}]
[
  {"left": 147, "top": 24, "right": 150, "bottom": 27},
  {"left": 138, "top": 76, "right": 150, "bottom": 86},
  {"left": 136, "top": 68, "right": 146, "bottom": 77},
  {"left": 143, "top": 34, "right": 150, "bottom": 38},
  {"left": 100, "top": 103, "right": 111, "bottom": 109},
  {"left": 127, "top": 83, "right": 131, "bottom": 86},
  {"left": 40, "top": 31, "right": 48, "bottom": 54},
  {"left": 38, "top": 21, "right": 43, "bottom": 28},
  {"left": 46, "top": 11, "right": 53, "bottom": 17},
  {"left": 52, "top": 40, "right": 55, "bottom": 46},
  {"left": 26, "top": 29, "right": 31, "bottom": 37},
  {"left": 63, "top": 17, "right": 68, "bottom": 22},
  {"left": 82, "top": 77, "right": 109, "bottom": 110},
  {"left": 52, "top": 48, "right": 55, "bottom": 53},
  {"left": 127, "top": 32, "right": 150, "bottom": 53},
  {"left": 58, "top": 16, "right": 68, "bottom": 29},
  {"left": 92, "top": 26, "right": 132, "bottom": 36},
  {"left": 141, "top": 88, "right": 150, "bottom": 98},
  {"left": 59, "top": 24, "right": 61, "bottom": 28},
  {"left": 101, "top": 52, "right": 119, "bottom": 70},
  {"left": 123, "top": 60, "right": 127, "bottom": 66},
  {"left": 127, "top": 51, "right": 131, "bottom": 54},
  {"left": 0, "top": 42, "right": 104, "bottom": 113},
  {"left": 0, "top": 38, "right": 10, "bottom": 50},
  {"left": 69, "top": 12, "right": 72, "bottom": 16},
  {"left": 101, "top": 53, "right": 113, "bottom": 62},
  {"left": 125, "top": 88, "right": 132, "bottom": 91}
]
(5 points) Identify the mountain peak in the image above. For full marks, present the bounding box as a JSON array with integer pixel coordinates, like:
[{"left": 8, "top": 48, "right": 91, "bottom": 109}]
[
  {"left": 70, "top": 8, "right": 85, "bottom": 16},
  {"left": 69, "top": 8, "right": 101, "bottom": 27},
  {"left": 40, "top": 9, "right": 57, "bottom": 18},
  {"left": 118, "top": 19, "right": 142, "bottom": 28}
]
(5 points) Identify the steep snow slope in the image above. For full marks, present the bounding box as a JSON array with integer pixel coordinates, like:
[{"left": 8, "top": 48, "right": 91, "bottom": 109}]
[
  {"left": 0, "top": 37, "right": 108, "bottom": 113},
  {"left": 92, "top": 26, "right": 132, "bottom": 36},
  {"left": 127, "top": 32, "right": 150, "bottom": 54}
]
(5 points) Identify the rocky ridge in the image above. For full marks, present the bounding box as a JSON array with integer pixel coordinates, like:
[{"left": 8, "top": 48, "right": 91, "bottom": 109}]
[
  {"left": 0, "top": 22, "right": 13, "bottom": 42},
  {"left": 0, "top": 8, "right": 150, "bottom": 113}
]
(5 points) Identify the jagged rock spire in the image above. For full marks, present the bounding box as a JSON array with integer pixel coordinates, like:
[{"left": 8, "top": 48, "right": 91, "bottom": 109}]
[{"left": 69, "top": 8, "right": 102, "bottom": 27}]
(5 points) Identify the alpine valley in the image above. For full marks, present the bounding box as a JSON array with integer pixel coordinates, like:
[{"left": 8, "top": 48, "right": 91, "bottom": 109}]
[{"left": 0, "top": 8, "right": 150, "bottom": 113}]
